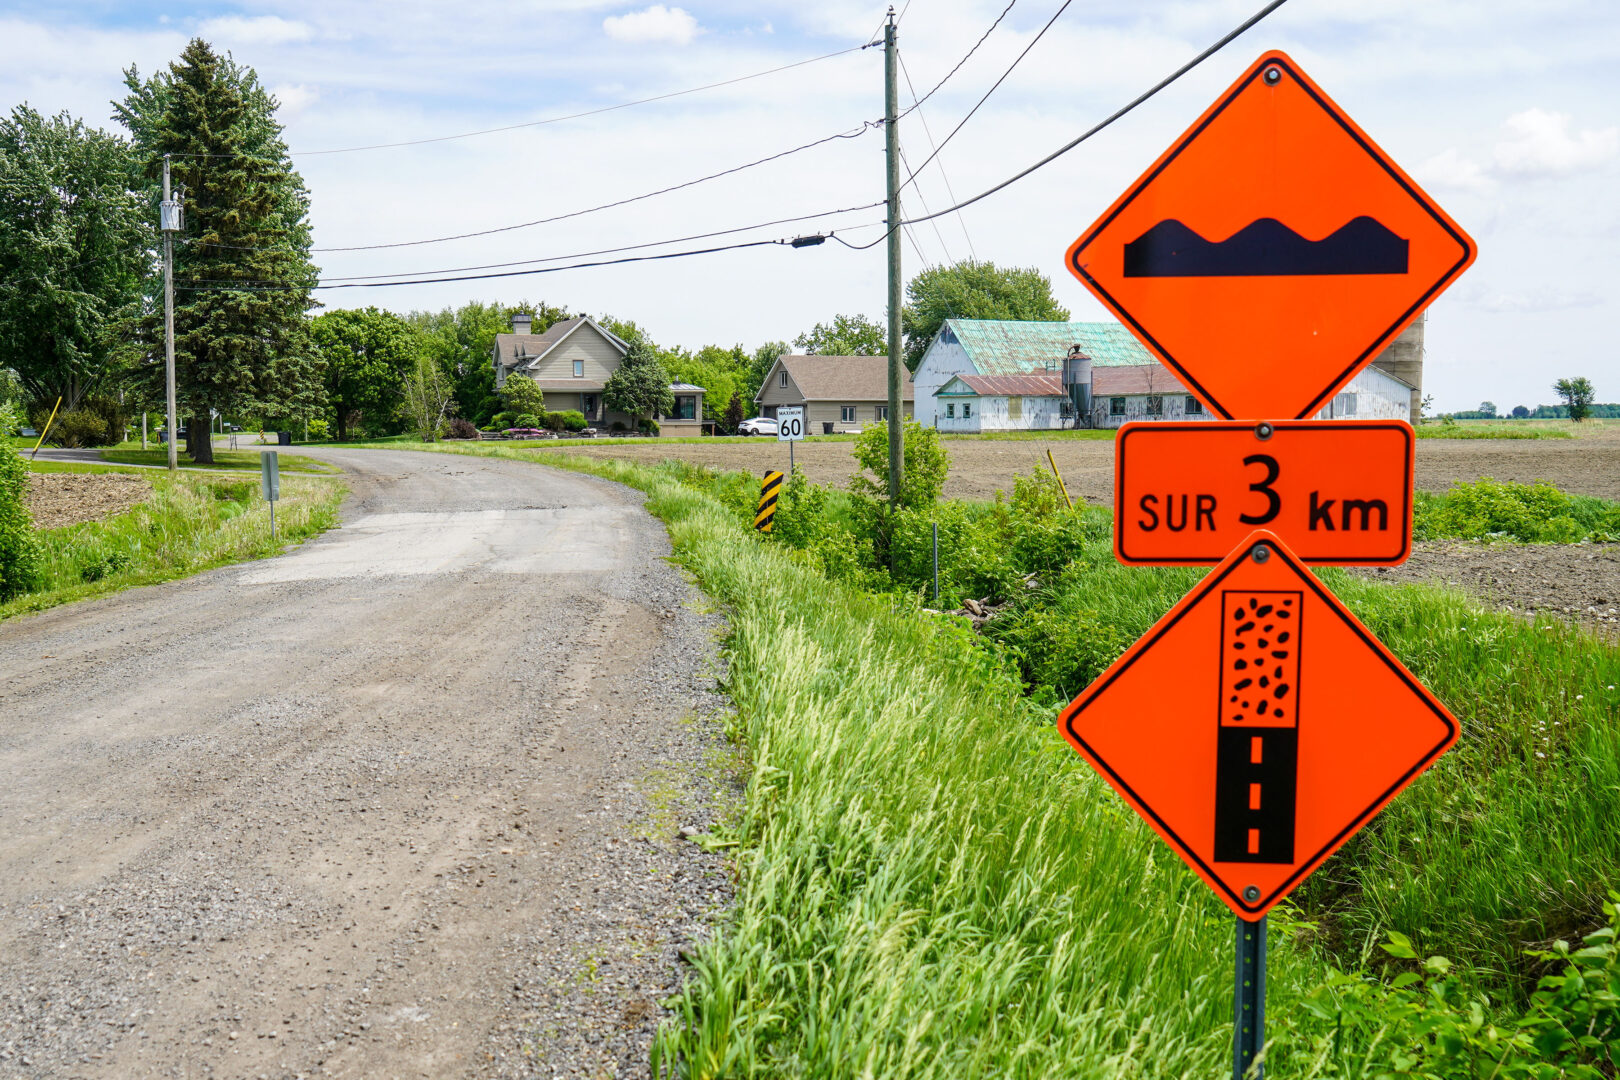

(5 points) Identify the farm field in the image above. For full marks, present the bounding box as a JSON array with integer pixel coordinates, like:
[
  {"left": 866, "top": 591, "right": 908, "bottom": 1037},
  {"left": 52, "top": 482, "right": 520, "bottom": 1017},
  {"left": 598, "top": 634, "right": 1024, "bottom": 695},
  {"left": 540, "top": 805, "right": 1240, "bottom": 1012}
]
[{"left": 530, "top": 421, "right": 1620, "bottom": 503}]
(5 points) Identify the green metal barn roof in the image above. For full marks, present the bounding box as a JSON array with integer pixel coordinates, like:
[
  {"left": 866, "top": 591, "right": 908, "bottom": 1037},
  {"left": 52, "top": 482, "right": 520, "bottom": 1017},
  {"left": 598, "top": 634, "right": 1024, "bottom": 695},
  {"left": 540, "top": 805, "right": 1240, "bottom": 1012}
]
[{"left": 940, "top": 319, "right": 1153, "bottom": 375}]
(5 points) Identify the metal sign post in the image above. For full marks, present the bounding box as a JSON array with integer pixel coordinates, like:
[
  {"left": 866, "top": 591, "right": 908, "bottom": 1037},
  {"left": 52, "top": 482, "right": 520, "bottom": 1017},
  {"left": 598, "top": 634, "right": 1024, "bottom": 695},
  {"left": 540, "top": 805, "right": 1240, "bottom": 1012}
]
[
  {"left": 776, "top": 406, "right": 804, "bottom": 474},
  {"left": 261, "top": 451, "right": 280, "bottom": 540},
  {"left": 1234, "top": 915, "right": 1267, "bottom": 1079}
]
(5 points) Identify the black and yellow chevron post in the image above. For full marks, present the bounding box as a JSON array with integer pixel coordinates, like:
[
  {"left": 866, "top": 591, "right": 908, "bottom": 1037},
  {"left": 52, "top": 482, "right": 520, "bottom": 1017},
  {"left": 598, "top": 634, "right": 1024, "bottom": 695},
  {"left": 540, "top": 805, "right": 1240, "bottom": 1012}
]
[{"left": 755, "top": 470, "right": 784, "bottom": 532}]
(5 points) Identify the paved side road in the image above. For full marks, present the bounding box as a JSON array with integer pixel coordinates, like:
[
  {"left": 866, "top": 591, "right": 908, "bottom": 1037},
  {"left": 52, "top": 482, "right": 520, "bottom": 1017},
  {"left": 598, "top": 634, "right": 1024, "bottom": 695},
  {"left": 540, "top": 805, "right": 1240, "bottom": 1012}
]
[{"left": 0, "top": 448, "right": 732, "bottom": 1078}]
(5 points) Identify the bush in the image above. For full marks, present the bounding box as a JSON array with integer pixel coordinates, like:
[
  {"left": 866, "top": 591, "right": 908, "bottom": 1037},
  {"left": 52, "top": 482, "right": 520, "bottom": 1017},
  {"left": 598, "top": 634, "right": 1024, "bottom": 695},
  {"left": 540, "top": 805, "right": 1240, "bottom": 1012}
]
[
  {"left": 40, "top": 409, "right": 109, "bottom": 448},
  {"left": 80, "top": 397, "right": 128, "bottom": 446},
  {"left": 1414, "top": 478, "right": 1616, "bottom": 543},
  {"left": 543, "top": 410, "right": 587, "bottom": 432},
  {"left": 610, "top": 421, "right": 627, "bottom": 433},
  {"left": 515, "top": 413, "right": 540, "bottom": 428},
  {"left": 306, "top": 418, "right": 329, "bottom": 440},
  {"left": 0, "top": 401, "right": 22, "bottom": 437},
  {"left": 0, "top": 445, "right": 41, "bottom": 600},
  {"left": 500, "top": 376, "right": 546, "bottom": 418},
  {"left": 447, "top": 417, "right": 478, "bottom": 439}
]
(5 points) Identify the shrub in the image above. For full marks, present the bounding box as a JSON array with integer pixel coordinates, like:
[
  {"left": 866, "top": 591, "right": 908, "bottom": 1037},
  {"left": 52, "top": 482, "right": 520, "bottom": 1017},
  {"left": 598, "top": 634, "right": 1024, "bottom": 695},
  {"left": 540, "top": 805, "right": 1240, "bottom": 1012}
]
[
  {"left": 610, "top": 421, "right": 627, "bottom": 433},
  {"left": 41, "top": 409, "right": 109, "bottom": 448},
  {"left": 80, "top": 397, "right": 128, "bottom": 446},
  {"left": 500, "top": 376, "right": 546, "bottom": 418},
  {"left": 849, "top": 421, "right": 949, "bottom": 510},
  {"left": 0, "top": 445, "right": 41, "bottom": 600},
  {"left": 446, "top": 417, "right": 478, "bottom": 439},
  {"left": 515, "top": 413, "right": 540, "bottom": 429},
  {"left": 306, "top": 418, "right": 330, "bottom": 440},
  {"left": 1414, "top": 478, "right": 1608, "bottom": 543},
  {"left": 543, "top": 410, "right": 588, "bottom": 432},
  {"left": 0, "top": 400, "right": 22, "bottom": 437}
]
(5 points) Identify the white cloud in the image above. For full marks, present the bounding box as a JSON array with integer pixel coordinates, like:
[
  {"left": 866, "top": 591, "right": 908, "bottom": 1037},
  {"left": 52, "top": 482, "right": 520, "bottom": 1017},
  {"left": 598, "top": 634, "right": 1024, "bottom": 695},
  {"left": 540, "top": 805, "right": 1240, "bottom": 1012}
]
[
  {"left": 602, "top": 5, "right": 699, "bottom": 46},
  {"left": 1462, "top": 287, "right": 1605, "bottom": 313},
  {"left": 1492, "top": 108, "right": 1618, "bottom": 177},
  {"left": 271, "top": 83, "right": 320, "bottom": 116},
  {"left": 197, "top": 15, "right": 314, "bottom": 47},
  {"left": 1413, "top": 148, "right": 1492, "bottom": 193}
]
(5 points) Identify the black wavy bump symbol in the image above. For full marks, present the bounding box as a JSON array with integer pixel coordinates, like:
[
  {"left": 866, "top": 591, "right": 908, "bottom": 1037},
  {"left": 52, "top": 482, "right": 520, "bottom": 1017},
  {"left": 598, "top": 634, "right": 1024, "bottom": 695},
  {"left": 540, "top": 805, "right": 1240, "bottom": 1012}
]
[{"left": 1123, "top": 216, "right": 1409, "bottom": 277}]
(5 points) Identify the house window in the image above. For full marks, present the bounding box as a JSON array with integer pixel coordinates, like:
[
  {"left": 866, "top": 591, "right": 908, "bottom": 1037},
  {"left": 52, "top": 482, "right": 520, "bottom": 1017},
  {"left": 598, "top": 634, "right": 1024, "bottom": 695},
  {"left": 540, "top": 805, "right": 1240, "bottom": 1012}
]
[
  {"left": 573, "top": 359, "right": 584, "bottom": 378},
  {"left": 1185, "top": 396, "right": 1203, "bottom": 415},
  {"left": 840, "top": 405, "right": 857, "bottom": 423},
  {"left": 875, "top": 405, "right": 889, "bottom": 421},
  {"left": 1007, "top": 397, "right": 1022, "bottom": 421},
  {"left": 1146, "top": 395, "right": 1164, "bottom": 417},
  {"left": 673, "top": 395, "right": 697, "bottom": 420},
  {"left": 1110, "top": 396, "right": 1127, "bottom": 416},
  {"left": 962, "top": 402, "right": 973, "bottom": 419},
  {"left": 1333, "top": 392, "right": 1358, "bottom": 417},
  {"left": 945, "top": 403, "right": 956, "bottom": 419},
  {"left": 781, "top": 370, "right": 790, "bottom": 388}
]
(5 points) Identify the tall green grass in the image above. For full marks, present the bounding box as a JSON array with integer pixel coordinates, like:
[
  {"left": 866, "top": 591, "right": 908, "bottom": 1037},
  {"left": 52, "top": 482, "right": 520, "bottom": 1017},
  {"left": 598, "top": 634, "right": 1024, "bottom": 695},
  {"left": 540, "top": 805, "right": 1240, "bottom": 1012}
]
[
  {"left": 2, "top": 466, "right": 343, "bottom": 620},
  {"left": 366, "top": 442, "right": 1620, "bottom": 1075}
]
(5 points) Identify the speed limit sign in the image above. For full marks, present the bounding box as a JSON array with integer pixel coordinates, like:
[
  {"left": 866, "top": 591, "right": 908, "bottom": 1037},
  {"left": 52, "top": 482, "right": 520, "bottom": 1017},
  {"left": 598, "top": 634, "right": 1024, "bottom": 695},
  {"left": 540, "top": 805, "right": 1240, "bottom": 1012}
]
[{"left": 776, "top": 406, "right": 805, "bottom": 441}]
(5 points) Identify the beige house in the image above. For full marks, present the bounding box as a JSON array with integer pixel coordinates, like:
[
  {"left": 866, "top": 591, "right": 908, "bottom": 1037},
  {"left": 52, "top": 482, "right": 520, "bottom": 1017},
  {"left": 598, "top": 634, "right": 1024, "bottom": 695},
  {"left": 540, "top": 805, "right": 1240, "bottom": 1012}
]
[
  {"left": 490, "top": 313, "right": 704, "bottom": 436},
  {"left": 754, "top": 354, "right": 913, "bottom": 434}
]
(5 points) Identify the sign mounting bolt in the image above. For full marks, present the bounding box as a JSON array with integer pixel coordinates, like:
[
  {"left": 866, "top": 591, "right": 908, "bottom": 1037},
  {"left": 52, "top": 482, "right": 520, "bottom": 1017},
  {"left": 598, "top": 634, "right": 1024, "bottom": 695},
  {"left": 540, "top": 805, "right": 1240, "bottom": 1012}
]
[
  {"left": 1243, "top": 885, "right": 1261, "bottom": 902},
  {"left": 1252, "top": 545, "right": 1271, "bottom": 564},
  {"left": 1263, "top": 66, "right": 1281, "bottom": 85},
  {"left": 1254, "top": 422, "right": 1274, "bottom": 441}
]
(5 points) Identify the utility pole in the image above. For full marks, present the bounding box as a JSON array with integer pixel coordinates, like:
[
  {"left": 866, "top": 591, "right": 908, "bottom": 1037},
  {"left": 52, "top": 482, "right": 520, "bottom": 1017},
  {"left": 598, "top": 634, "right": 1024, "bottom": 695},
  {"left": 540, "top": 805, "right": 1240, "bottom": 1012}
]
[
  {"left": 160, "top": 155, "right": 180, "bottom": 472},
  {"left": 884, "top": 8, "right": 904, "bottom": 531}
]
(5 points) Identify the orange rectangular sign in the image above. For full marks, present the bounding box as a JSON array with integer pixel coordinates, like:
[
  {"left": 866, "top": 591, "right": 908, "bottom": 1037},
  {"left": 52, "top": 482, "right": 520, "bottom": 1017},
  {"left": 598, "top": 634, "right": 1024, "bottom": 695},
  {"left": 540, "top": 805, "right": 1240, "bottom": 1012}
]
[{"left": 1114, "top": 420, "right": 1413, "bottom": 566}]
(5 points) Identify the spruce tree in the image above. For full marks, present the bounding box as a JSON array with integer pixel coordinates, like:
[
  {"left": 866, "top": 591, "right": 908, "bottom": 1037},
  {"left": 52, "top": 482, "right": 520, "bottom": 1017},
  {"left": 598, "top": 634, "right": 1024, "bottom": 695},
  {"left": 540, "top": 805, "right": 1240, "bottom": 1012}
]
[{"left": 114, "top": 39, "right": 321, "bottom": 462}]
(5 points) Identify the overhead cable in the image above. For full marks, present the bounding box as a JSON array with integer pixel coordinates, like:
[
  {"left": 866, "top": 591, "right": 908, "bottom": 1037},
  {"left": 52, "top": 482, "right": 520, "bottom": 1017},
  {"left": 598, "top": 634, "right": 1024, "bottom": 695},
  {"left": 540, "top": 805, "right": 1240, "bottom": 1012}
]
[
  {"left": 898, "top": 0, "right": 1017, "bottom": 119},
  {"left": 836, "top": 0, "right": 1292, "bottom": 250},
  {"left": 898, "top": 52, "right": 977, "bottom": 258},
  {"left": 159, "top": 43, "right": 870, "bottom": 159},
  {"left": 898, "top": 0, "right": 1075, "bottom": 194},
  {"left": 174, "top": 235, "right": 822, "bottom": 292}
]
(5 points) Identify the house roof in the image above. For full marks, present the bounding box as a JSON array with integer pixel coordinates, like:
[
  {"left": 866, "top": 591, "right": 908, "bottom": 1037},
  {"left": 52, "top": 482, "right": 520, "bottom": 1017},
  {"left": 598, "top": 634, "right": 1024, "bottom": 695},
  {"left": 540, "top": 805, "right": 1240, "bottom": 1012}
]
[
  {"left": 938, "top": 319, "right": 1154, "bottom": 375},
  {"left": 492, "top": 316, "right": 630, "bottom": 369},
  {"left": 1092, "top": 364, "right": 1191, "bottom": 396},
  {"left": 669, "top": 382, "right": 707, "bottom": 393},
  {"left": 759, "top": 355, "right": 915, "bottom": 403},
  {"left": 938, "top": 373, "right": 1065, "bottom": 397}
]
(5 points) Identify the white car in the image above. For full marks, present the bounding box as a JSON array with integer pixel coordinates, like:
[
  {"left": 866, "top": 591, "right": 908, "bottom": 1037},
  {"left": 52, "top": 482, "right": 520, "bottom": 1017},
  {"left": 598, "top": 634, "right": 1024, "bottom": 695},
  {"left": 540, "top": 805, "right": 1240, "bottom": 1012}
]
[{"left": 738, "top": 416, "right": 779, "bottom": 437}]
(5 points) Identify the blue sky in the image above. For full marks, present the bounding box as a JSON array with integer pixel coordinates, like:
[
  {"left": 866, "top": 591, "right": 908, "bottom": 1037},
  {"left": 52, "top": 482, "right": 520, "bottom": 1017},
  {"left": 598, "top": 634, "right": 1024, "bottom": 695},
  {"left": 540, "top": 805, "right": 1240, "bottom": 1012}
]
[{"left": 2, "top": 0, "right": 1617, "bottom": 411}]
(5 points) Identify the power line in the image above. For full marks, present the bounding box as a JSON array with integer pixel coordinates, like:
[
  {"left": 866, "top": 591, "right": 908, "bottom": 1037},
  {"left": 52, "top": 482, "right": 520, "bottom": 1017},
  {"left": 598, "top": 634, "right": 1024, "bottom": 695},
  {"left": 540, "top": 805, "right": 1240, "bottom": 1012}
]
[
  {"left": 898, "top": 0, "right": 1017, "bottom": 119},
  {"left": 898, "top": 51, "right": 977, "bottom": 259},
  {"left": 312, "top": 121, "right": 878, "bottom": 252},
  {"left": 158, "top": 44, "right": 871, "bottom": 159},
  {"left": 897, "top": 143, "right": 955, "bottom": 264},
  {"left": 836, "top": 0, "right": 1293, "bottom": 249},
  {"left": 172, "top": 235, "right": 813, "bottom": 292},
  {"left": 899, "top": 0, "right": 1074, "bottom": 194},
  {"left": 309, "top": 203, "right": 884, "bottom": 281}
]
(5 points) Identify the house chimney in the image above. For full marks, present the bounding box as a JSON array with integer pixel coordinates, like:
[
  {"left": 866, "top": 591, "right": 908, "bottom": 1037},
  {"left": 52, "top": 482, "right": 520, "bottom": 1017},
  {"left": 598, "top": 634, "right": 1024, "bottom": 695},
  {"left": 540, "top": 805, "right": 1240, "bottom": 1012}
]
[{"left": 511, "top": 312, "right": 533, "bottom": 335}]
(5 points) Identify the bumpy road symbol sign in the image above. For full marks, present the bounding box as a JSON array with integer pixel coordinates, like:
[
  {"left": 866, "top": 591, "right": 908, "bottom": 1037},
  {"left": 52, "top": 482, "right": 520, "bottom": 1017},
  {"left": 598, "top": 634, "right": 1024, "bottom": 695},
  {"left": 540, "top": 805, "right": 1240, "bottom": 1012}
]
[
  {"left": 1114, "top": 419, "right": 1414, "bottom": 566},
  {"left": 1066, "top": 50, "right": 1476, "bottom": 420},
  {"left": 1057, "top": 532, "right": 1458, "bottom": 920}
]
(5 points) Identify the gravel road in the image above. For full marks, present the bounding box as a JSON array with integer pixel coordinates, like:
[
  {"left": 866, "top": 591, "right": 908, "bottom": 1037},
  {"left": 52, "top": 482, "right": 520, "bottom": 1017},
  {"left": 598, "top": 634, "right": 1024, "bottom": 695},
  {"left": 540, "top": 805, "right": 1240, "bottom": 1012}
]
[{"left": 0, "top": 448, "right": 733, "bottom": 1079}]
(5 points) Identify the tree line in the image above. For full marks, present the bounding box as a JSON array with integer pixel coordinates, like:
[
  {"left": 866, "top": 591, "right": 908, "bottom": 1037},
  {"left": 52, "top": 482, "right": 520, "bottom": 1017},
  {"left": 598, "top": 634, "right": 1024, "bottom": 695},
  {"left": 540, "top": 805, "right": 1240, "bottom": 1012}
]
[{"left": 0, "top": 37, "right": 1070, "bottom": 456}]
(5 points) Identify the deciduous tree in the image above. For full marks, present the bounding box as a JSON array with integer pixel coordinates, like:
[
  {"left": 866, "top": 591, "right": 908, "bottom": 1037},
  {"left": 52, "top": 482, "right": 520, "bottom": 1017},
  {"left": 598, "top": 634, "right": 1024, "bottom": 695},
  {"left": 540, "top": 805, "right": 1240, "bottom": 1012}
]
[
  {"left": 794, "top": 314, "right": 885, "bottom": 356},
  {"left": 310, "top": 307, "right": 418, "bottom": 440},
  {"left": 902, "top": 260, "right": 1069, "bottom": 369},
  {"left": 0, "top": 106, "right": 152, "bottom": 412},
  {"left": 1554, "top": 377, "right": 1595, "bottom": 422}
]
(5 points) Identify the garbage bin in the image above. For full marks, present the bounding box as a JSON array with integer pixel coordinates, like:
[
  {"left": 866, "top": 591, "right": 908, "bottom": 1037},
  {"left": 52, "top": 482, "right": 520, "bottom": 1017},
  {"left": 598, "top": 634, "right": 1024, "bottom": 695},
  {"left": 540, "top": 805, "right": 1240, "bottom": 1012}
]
[
  {"left": 822, "top": 421, "right": 834, "bottom": 435},
  {"left": 278, "top": 431, "right": 292, "bottom": 446}
]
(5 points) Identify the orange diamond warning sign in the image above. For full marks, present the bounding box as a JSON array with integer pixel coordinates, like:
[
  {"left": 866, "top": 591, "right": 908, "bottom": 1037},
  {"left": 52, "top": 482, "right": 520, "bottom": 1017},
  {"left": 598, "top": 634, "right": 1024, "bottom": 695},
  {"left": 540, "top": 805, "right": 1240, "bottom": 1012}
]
[
  {"left": 1066, "top": 50, "right": 1476, "bottom": 420},
  {"left": 1057, "top": 531, "right": 1458, "bottom": 919}
]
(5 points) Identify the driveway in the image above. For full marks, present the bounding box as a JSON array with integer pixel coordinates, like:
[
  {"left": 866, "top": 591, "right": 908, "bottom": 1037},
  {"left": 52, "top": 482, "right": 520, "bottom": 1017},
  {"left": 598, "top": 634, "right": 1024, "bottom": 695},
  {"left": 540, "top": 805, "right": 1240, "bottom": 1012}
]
[{"left": 0, "top": 448, "right": 730, "bottom": 1078}]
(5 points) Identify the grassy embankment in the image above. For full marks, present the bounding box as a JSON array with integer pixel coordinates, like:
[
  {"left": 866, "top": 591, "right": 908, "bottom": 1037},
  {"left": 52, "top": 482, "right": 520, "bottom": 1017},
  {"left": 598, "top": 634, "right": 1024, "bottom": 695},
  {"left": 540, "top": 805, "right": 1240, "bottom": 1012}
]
[
  {"left": 99, "top": 448, "right": 340, "bottom": 473},
  {"left": 384, "top": 438, "right": 1619, "bottom": 1076},
  {"left": 3, "top": 461, "right": 343, "bottom": 620}
]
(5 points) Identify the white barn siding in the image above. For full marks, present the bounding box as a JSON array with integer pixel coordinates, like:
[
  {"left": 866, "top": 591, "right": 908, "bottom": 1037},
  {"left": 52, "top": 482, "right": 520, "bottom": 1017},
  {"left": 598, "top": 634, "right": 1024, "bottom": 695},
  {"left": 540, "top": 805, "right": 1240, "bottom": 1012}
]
[
  {"left": 1312, "top": 366, "right": 1413, "bottom": 421},
  {"left": 1093, "top": 394, "right": 1214, "bottom": 429},
  {"left": 913, "top": 338, "right": 973, "bottom": 428}
]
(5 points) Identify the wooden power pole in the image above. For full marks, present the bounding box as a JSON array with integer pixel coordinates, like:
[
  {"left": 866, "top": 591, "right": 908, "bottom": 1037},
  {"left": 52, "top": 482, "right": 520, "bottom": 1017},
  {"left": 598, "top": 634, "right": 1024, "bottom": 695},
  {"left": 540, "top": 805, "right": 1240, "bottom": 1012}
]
[
  {"left": 884, "top": 8, "right": 904, "bottom": 527},
  {"left": 160, "top": 155, "right": 179, "bottom": 472}
]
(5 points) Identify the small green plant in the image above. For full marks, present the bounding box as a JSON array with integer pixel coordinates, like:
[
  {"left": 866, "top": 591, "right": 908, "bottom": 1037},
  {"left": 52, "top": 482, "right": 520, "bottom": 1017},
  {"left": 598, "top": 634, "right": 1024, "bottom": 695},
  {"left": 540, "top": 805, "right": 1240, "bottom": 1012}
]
[
  {"left": 1414, "top": 478, "right": 1620, "bottom": 542},
  {"left": 1296, "top": 897, "right": 1619, "bottom": 1077},
  {"left": 0, "top": 445, "right": 42, "bottom": 599},
  {"left": 306, "top": 417, "right": 330, "bottom": 440}
]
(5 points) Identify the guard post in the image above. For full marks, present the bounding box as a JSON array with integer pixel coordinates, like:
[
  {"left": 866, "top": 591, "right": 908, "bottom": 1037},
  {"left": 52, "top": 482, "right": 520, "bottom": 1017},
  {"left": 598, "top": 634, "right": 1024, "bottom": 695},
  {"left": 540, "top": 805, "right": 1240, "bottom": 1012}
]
[
  {"left": 755, "top": 470, "right": 783, "bottom": 533},
  {"left": 261, "top": 450, "right": 280, "bottom": 540},
  {"left": 1234, "top": 914, "right": 1266, "bottom": 1079}
]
